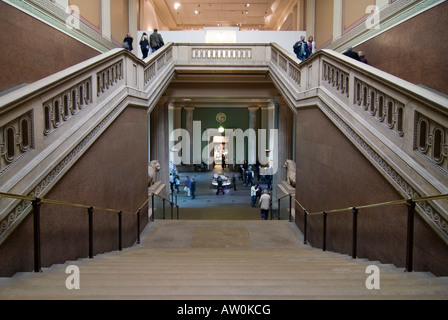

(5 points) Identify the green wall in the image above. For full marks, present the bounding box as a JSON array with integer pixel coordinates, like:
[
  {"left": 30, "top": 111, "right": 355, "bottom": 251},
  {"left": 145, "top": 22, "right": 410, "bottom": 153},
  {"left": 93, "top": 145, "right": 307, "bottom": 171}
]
[{"left": 181, "top": 107, "right": 261, "bottom": 165}]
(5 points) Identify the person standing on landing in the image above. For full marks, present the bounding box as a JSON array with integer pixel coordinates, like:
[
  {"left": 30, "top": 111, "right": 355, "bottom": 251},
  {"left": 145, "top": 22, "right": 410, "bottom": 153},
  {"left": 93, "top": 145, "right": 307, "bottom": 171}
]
[
  {"left": 190, "top": 178, "right": 196, "bottom": 199},
  {"left": 185, "top": 176, "right": 191, "bottom": 197},
  {"left": 258, "top": 189, "right": 271, "bottom": 220}
]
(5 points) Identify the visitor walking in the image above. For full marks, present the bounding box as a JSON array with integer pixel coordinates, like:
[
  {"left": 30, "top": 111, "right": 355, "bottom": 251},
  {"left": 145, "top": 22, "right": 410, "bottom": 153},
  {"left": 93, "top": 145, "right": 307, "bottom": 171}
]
[
  {"left": 174, "top": 175, "right": 180, "bottom": 193},
  {"left": 150, "top": 29, "right": 164, "bottom": 53},
  {"left": 250, "top": 184, "right": 259, "bottom": 207},
  {"left": 191, "top": 178, "right": 196, "bottom": 199},
  {"left": 216, "top": 176, "right": 224, "bottom": 195},
  {"left": 185, "top": 176, "right": 191, "bottom": 197},
  {"left": 258, "top": 189, "right": 271, "bottom": 220}
]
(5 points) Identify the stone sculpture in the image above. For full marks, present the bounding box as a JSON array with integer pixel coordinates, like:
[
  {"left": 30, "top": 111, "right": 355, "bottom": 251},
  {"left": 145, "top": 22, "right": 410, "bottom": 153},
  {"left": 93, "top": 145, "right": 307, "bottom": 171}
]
[
  {"left": 283, "top": 159, "right": 296, "bottom": 187},
  {"left": 148, "top": 160, "right": 161, "bottom": 186}
]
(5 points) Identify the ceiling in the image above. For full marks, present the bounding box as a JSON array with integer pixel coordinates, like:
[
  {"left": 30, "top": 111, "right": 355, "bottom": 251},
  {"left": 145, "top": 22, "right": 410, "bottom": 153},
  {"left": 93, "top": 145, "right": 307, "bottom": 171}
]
[{"left": 151, "top": 0, "right": 298, "bottom": 31}]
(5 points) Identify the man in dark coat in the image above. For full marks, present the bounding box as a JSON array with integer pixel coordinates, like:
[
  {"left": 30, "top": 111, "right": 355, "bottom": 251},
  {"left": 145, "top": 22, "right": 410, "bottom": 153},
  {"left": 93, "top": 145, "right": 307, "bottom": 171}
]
[
  {"left": 191, "top": 178, "right": 196, "bottom": 199},
  {"left": 122, "top": 33, "right": 133, "bottom": 51},
  {"left": 149, "top": 29, "right": 164, "bottom": 52},
  {"left": 343, "top": 47, "right": 361, "bottom": 61}
]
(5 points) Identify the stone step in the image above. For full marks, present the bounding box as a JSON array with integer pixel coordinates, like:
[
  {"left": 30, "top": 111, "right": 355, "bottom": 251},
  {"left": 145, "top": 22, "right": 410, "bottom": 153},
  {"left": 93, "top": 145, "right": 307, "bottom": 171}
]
[
  {"left": 1, "top": 283, "right": 447, "bottom": 298},
  {"left": 1, "top": 220, "right": 446, "bottom": 300},
  {"left": 2, "top": 274, "right": 446, "bottom": 289},
  {"left": 4, "top": 270, "right": 436, "bottom": 281}
]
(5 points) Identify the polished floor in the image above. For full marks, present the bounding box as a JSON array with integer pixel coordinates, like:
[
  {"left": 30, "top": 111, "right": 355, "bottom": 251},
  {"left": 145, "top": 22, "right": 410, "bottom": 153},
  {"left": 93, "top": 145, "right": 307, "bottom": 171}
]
[{"left": 164, "top": 165, "right": 273, "bottom": 220}]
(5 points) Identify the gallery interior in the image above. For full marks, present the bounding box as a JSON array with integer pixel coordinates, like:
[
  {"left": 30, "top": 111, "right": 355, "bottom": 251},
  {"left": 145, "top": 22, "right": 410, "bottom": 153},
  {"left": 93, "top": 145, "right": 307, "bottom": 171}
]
[{"left": 0, "top": 0, "right": 447, "bottom": 299}]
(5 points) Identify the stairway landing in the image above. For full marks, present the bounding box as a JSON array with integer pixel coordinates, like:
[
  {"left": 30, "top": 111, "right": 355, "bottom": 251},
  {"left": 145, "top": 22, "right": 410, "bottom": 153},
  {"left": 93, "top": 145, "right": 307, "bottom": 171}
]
[{"left": 140, "top": 219, "right": 305, "bottom": 249}]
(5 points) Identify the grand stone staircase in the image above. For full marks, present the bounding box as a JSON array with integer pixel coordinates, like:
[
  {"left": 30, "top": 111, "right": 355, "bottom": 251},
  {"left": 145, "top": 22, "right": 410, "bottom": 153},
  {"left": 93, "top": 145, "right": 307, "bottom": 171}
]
[{"left": 0, "top": 220, "right": 447, "bottom": 300}]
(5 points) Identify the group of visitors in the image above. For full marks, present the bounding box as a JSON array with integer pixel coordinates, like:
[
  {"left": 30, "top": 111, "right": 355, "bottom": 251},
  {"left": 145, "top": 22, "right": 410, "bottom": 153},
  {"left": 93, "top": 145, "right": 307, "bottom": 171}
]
[
  {"left": 170, "top": 173, "right": 196, "bottom": 199},
  {"left": 293, "top": 37, "right": 369, "bottom": 65},
  {"left": 238, "top": 163, "right": 272, "bottom": 188},
  {"left": 122, "top": 29, "right": 165, "bottom": 60},
  {"left": 343, "top": 46, "right": 369, "bottom": 64},
  {"left": 168, "top": 163, "right": 270, "bottom": 219},
  {"left": 293, "top": 35, "right": 316, "bottom": 61}
]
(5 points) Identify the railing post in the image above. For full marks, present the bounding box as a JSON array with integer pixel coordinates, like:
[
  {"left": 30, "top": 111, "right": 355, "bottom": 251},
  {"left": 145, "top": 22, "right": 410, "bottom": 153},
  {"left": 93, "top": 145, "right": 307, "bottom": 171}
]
[
  {"left": 289, "top": 194, "right": 292, "bottom": 222},
  {"left": 277, "top": 199, "right": 281, "bottom": 220},
  {"left": 352, "top": 207, "right": 358, "bottom": 259},
  {"left": 136, "top": 209, "right": 141, "bottom": 245},
  {"left": 88, "top": 206, "right": 94, "bottom": 258},
  {"left": 406, "top": 199, "right": 416, "bottom": 272},
  {"left": 32, "top": 197, "right": 42, "bottom": 273},
  {"left": 269, "top": 200, "right": 272, "bottom": 220},
  {"left": 303, "top": 209, "right": 308, "bottom": 245},
  {"left": 170, "top": 201, "right": 173, "bottom": 219},
  {"left": 162, "top": 199, "right": 166, "bottom": 219},
  {"left": 151, "top": 193, "right": 155, "bottom": 221},
  {"left": 118, "top": 211, "right": 122, "bottom": 251},
  {"left": 176, "top": 205, "right": 179, "bottom": 219},
  {"left": 322, "top": 211, "right": 327, "bottom": 251}
]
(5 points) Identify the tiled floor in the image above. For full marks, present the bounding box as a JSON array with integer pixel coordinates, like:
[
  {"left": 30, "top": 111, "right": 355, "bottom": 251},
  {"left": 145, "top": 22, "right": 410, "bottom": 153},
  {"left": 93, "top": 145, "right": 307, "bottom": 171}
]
[{"left": 167, "top": 165, "right": 272, "bottom": 220}]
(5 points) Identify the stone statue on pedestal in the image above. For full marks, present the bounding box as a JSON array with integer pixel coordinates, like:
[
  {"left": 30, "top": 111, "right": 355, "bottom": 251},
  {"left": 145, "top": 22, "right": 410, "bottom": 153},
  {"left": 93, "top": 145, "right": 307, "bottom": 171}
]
[
  {"left": 283, "top": 159, "right": 296, "bottom": 188},
  {"left": 148, "top": 160, "right": 161, "bottom": 186}
]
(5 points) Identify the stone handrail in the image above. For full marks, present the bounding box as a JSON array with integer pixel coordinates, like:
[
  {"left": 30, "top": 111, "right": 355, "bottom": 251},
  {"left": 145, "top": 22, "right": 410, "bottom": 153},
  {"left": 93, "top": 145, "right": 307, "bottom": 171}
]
[
  {"left": 0, "top": 44, "right": 174, "bottom": 241},
  {"left": 269, "top": 42, "right": 448, "bottom": 241}
]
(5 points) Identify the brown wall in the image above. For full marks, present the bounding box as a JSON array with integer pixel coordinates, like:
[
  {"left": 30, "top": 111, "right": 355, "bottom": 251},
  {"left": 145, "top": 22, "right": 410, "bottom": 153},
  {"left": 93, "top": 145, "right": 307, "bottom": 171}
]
[
  {"left": 111, "top": 0, "right": 130, "bottom": 45},
  {"left": 0, "top": 106, "right": 149, "bottom": 277},
  {"left": 355, "top": 2, "right": 448, "bottom": 95},
  {"left": 0, "top": 2, "right": 100, "bottom": 93},
  {"left": 315, "top": 0, "right": 334, "bottom": 48},
  {"left": 294, "top": 106, "right": 448, "bottom": 276}
]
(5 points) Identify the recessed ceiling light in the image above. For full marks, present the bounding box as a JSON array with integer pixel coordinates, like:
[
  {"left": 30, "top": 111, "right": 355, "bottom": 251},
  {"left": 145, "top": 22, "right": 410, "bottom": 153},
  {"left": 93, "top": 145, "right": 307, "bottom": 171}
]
[{"left": 174, "top": 2, "right": 180, "bottom": 10}]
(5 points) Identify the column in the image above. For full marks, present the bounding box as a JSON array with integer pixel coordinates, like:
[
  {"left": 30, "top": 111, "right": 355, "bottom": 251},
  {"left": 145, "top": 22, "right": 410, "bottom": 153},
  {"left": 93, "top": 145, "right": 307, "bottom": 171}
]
[
  {"left": 333, "top": 0, "right": 343, "bottom": 41},
  {"left": 101, "top": 0, "right": 111, "bottom": 41},
  {"left": 266, "top": 100, "right": 276, "bottom": 165},
  {"left": 276, "top": 98, "right": 294, "bottom": 184},
  {"left": 248, "top": 106, "right": 259, "bottom": 165},
  {"left": 150, "top": 100, "right": 169, "bottom": 196},
  {"left": 168, "top": 101, "right": 175, "bottom": 163},
  {"left": 294, "top": 0, "right": 306, "bottom": 31},
  {"left": 128, "top": 0, "right": 138, "bottom": 54},
  {"left": 169, "top": 104, "right": 182, "bottom": 165},
  {"left": 184, "top": 106, "right": 195, "bottom": 165},
  {"left": 306, "top": 0, "right": 316, "bottom": 40}
]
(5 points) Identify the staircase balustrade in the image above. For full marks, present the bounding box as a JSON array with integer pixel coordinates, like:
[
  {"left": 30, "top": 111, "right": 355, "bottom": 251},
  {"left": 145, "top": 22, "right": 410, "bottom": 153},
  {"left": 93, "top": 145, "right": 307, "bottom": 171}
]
[
  {"left": 0, "top": 190, "right": 178, "bottom": 273},
  {"left": 0, "top": 42, "right": 448, "bottom": 276}
]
